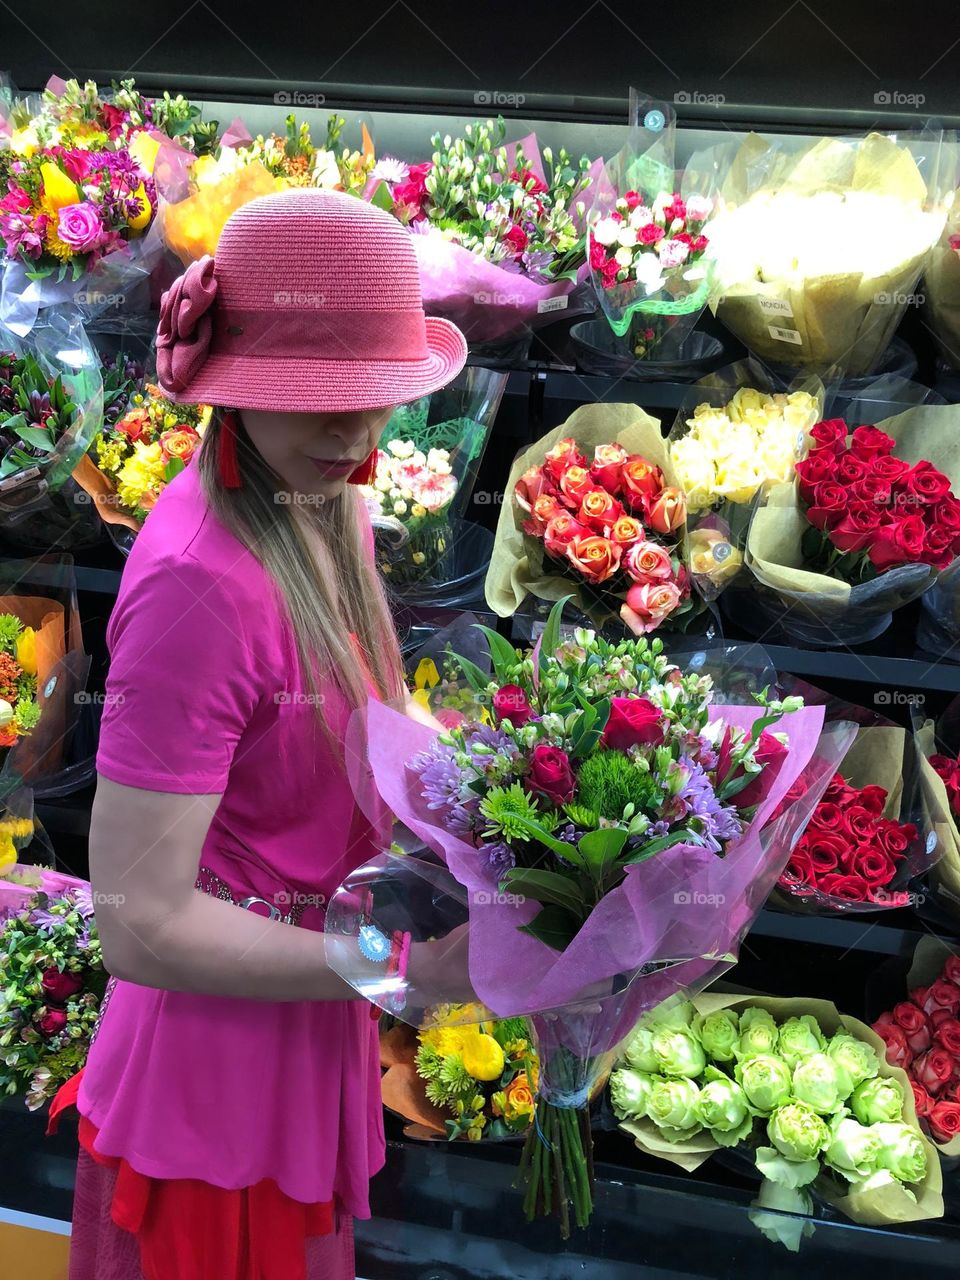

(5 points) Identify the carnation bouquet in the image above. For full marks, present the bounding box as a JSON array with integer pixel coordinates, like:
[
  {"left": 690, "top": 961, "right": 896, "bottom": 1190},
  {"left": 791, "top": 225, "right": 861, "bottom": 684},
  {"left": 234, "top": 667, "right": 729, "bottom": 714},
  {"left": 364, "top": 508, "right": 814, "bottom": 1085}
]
[
  {"left": 72, "top": 380, "right": 210, "bottom": 548},
  {"left": 0, "top": 872, "right": 105, "bottom": 1109},
  {"left": 667, "top": 370, "right": 823, "bottom": 599},
  {"left": 486, "top": 402, "right": 695, "bottom": 638},
  {"left": 703, "top": 129, "right": 953, "bottom": 377},
  {"left": 326, "top": 603, "right": 848, "bottom": 1234},
  {"left": 742, "top": 405, "right": 960, "bottom": 646},
  {"left": 357, "top": 367, "right": 503, "bottom": 584},
  {"left": 611, "top": 993, "right": 942, "bottom": 1240},
  {"left": 872, "top": 937, "right": 960, "bottom": 1156},
  {"left": 366, "top": 116, "right": 604, "bottom": 345},
  {"left": 379, "top": 1007, "right": 540, "bottom": 1142}
]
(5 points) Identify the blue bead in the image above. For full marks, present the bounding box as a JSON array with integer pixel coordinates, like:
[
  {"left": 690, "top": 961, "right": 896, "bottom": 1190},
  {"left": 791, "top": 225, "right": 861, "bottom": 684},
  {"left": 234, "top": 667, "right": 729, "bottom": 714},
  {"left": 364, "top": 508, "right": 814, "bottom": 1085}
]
[{"left": 644, "top": 110, "right": 666, "bottom": 133}]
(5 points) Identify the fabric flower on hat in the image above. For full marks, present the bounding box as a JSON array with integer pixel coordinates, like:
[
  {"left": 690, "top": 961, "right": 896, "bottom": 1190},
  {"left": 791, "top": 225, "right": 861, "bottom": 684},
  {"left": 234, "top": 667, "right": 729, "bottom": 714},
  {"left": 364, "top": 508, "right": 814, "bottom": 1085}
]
[{"left": 156, "top": 254, "right": 219, "bottom": 394}]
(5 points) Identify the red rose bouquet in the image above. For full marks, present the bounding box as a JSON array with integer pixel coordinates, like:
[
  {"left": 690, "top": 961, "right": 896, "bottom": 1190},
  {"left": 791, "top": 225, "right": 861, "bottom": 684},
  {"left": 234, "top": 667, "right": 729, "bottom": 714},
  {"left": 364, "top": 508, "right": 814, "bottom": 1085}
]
[
  {"left": 873, "top": 937, "right": 960, "bottom": 1155},
  {"left": 486, "top": 403, "right": 695, "bottom": 638},
  {"left": 745, "top": 402, "right": 960, "bottom": 646},
  {"left": 774, "top": 719, "right": 936, "bottom": 915}
]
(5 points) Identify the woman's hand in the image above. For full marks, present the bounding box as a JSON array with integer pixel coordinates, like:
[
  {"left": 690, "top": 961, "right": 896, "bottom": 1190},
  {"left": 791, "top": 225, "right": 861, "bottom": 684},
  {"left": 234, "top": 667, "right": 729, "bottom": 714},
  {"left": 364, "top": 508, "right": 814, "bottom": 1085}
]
[
  {"left": 402, "top": 690, "right": 446, "bottom": 733},
  {"left": 405, "top": 922, "right": 477, "bottom": 1008}
]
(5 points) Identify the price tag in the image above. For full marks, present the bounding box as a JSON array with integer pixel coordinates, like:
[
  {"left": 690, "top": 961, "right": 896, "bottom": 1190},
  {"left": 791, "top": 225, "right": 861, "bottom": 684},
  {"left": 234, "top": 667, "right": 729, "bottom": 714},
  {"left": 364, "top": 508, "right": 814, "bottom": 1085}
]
[
  {"left": 768, "top": 325, "right": 803, "bottom": 346},
  {"left": 927, "top": 831, "right": 939, "bottom": 855},
  {"left": 537, "top": 295, "right": 569, "bottom": 315},
  {"left": 758, "top": 296, "right": 794, "bottom": 319}
]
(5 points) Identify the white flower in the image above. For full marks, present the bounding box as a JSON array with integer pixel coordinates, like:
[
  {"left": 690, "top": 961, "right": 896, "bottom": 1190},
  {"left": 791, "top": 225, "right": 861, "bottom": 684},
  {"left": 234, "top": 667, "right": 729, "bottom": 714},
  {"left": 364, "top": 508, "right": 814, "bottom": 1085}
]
[
  {"left": 393, "top": 499, "right": 408, "bottom": 516},
  {"left": 658, "top": 238, "right": 690, "bottom": 268},
  {"left": 630, "top": 205, "right": 654, "bottom": 228},
  {"left": 371, "top": 156, "right": 410, "bottom": 184},
  {"left": 617, "top": 225, "right": 638, "bottom": 248},
  {"left": 426, "top": 447, "right": 453, "bottom": 475},
  {"left": 652, "top": 191, "right": 672, "bottom": 221},
  {"left": 592, "top": 216, "right": 622, "bottom": 247},
  {"left": 685, "top": 194, "right": 713, "bottom": 222},
  {"left": 388, "top": 439, "right": 415, "bottom": 459},
  {"left": 633, "top": 251, "right": 666, "bottom": 294},
  {"left": 615, "top": 246, "right": 634, "bottom": 269}
]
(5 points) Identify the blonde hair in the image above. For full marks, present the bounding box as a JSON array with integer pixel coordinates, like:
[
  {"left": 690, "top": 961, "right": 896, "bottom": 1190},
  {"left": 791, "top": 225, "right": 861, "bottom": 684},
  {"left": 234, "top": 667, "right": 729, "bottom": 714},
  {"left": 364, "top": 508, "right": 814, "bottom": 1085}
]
[{"left": 197, "top": 409, "right": 405, "bottom": 748}]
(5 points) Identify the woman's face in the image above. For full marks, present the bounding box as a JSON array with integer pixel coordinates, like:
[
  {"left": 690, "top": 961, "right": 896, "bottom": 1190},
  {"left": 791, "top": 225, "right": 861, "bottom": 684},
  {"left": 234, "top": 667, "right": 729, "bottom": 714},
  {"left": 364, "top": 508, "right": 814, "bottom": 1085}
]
[{"left": 239, "top": 407, "right": 394, "bottom": 500}]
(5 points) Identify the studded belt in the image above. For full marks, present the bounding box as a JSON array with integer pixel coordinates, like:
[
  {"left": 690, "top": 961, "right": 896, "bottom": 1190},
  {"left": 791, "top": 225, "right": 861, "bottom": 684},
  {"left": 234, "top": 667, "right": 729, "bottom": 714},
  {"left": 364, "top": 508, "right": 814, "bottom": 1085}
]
[{"left": 195, "top": 865, "right": 324, "bottom": 928}]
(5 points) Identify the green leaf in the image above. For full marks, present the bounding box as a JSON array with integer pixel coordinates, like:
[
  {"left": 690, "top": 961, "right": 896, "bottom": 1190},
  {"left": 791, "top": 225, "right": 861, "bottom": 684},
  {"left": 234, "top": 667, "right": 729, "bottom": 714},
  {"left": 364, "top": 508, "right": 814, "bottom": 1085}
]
[
  {"left": 369, "top": 180, "right": 395, "bottom": 212},
  {"left": 577, "top": 826, "right": 629, "bottom": 868},
  {"left": 472, "top": 623, "right": 519, "bottom": 684},
  {"left": 501, "top": 867, "right": 585, "bottom": 917},
  {"left": 518, "top": 903, "right": 581, "bottom": 951},
  {"left": 451, "top": 653, "right": 489, "bottom": 694},
  {"left": 621, "top": 829, "right": 700, "bottom": 865},
  {"left": 508, "top": 813, "right": 584, "bottom": 866},
  {"left": 163, "top": 455, "right": 185, "bottom": 482},
  {"left": 717, "top": 770, "right": 759, "bottom": 803},
  {"left": 13, "top": 426, "right": 56, "bottom": 452},
  {"left": 538, "top": 595, "right": 573, "bottom": 674}
]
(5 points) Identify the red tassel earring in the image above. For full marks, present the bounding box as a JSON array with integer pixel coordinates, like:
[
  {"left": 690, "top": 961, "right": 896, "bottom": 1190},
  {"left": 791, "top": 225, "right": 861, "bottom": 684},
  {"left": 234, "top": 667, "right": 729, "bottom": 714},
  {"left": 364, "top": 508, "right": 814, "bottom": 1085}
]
[
  {"left": 347, "top": 448, "right": 378, "bottom": 486},
  {"left": 219, "top": 410, "right": 243, "bottom": 489}
]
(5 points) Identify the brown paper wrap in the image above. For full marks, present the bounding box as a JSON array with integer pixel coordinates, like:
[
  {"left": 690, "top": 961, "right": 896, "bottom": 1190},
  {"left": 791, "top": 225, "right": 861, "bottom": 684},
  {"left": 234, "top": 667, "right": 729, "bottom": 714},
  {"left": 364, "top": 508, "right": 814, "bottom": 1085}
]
[
  {"left": 484, "top": 403, "right": 675, "bottom": 620},
  {"left": 747, "top": 403, "right": 960, "bottom": 608},
  {"left": 618, "top": 992, "right": 943, "bottom": 1226},
  {"left": 71, "top": 454, "right": 142, "bottom": 534},
  {"left": 379, "top": 1023, "right": 451, "bottom": 1139},
  {"left": 710, "top": 133, "right": 944, "bottom": 376}
]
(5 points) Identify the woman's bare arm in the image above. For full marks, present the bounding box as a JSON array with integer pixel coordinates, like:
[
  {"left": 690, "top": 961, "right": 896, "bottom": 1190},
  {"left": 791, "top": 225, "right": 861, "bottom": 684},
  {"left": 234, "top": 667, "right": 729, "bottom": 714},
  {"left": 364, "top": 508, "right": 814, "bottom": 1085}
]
[{"left": 90, "top": 777, "right": 362, "bottom": 1001}]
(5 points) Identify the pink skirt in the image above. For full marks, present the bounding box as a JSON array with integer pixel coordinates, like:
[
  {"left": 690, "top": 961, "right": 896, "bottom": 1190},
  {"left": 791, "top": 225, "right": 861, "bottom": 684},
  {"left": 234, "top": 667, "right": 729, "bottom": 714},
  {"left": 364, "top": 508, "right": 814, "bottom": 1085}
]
[{"left": 69, "top": 1149, "right": 356, "bottom": 1280}]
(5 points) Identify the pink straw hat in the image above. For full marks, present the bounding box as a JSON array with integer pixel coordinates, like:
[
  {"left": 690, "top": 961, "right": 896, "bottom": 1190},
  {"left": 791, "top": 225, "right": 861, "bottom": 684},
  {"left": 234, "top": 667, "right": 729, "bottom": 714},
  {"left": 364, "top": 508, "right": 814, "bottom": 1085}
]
[{"left": 155, "top": 189, "right": 468, "bottom": 412}]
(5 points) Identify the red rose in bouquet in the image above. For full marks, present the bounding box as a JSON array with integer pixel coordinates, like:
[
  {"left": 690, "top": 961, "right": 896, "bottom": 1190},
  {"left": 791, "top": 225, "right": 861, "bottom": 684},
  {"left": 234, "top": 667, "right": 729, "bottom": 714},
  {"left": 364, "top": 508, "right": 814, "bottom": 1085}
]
[
  {"left": 872, "top": 1015, "right": 912, "bottom": 1069},
  {"left": 892, "top": 1001, "right": 932, "bottom": 1055},
  {"left": 913, "top": 1081, "right": 934, "bottom": 1117},
  {"left": 930, "top": 752, "right": 960, "bottom": 821},
  {"left": 929, "top": 1100, "right": 960, "bottom": 1143},
  {"left": 601, "top": 696, "right": 664, "bottom": 750},
  {"left": 796, "top": 420, "right": 960, "bottom": 585},
  {"left": 913, "top": 1047, "right": 955, "bottom": 1095},
  {"left": 934, "top": 1018, "right": 960, "bottom": 1058},
  {"left": 512, "top": 437, "right": 691, "bottom": 635},
  {"left": 776, "top": 772, "right": 916, "bottom": 909}
]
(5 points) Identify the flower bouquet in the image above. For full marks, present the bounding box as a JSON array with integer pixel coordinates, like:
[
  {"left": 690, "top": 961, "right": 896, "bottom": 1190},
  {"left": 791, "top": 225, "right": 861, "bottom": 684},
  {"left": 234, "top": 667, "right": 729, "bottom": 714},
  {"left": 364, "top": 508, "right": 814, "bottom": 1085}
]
[
  {"left": 667, "top": 370, "right": 823, "bottom": 598},
  {"left": 486, "top": 403, "right": 696, "bottom": 639},
  {"left": 159, "top": 112, "right": 372, "bottom": 265},
  {"left": 611, "top": 993, "right": 942, "bottom": 1239},
  {"left": 742, "top": 406, "right": 960, "bottom": 646},
  {"left": 326, "top": 602, "right": 850, "bottom": 1234},
  {"left": 773, "top": 721, "right": 936, "bottom": 914},
  {"left": 0, "top": 556, "right": 91, "bottom": 790},
  {"left": 0, "top": 316, "right": 112, "bottom": 551},
  {"left": 872, "top": 937, "right": 960, "bottom": 1156},
  {"left": 0, "top": 872, "right": 105, "bottom": 1109},
  {"left": 915, "top": 696, "right": 960, "bottom": 914},
  {"left": 704, "top": 129, "right": 953, "bottom": 377},
  {"left": 358, "top": 368, "right": 504, "bottom": 585},
  {"left": 379, "top": 1007, "right": 540, "bottom": 1142},
  {"left": 367, "top": 116, "right": 605, "bottom": 345},
  {"left": 72, "top": 380, "right": 210, "bottom": 551}
]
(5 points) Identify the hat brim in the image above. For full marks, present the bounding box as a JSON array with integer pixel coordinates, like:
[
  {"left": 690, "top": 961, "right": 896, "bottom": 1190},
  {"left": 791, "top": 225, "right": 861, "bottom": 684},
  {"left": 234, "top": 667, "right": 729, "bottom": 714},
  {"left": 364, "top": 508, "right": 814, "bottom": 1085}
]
[{"left": 160, "top": 316, "right": 469, "bottom": 412}]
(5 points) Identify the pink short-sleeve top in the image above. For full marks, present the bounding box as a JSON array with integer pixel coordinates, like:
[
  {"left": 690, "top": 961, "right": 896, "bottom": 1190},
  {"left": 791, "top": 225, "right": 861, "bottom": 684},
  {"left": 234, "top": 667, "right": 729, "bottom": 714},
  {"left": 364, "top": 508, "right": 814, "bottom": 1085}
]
[{"left": 77, "top": 463, "right": 387, "bottom": 1213}]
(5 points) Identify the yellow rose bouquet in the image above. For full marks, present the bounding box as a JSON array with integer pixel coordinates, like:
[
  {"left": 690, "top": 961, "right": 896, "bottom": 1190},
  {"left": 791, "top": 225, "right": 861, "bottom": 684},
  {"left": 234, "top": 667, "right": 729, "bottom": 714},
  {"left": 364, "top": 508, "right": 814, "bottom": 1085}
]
[
  {"left": 703, "top": 130, "right": 953, "bottom": 378},
  {"left": 667, "top": 366, "right": 823, "bottom": 599},
  {"left": 379, "top": 1006, "right": 539, "bottom": 1142}
]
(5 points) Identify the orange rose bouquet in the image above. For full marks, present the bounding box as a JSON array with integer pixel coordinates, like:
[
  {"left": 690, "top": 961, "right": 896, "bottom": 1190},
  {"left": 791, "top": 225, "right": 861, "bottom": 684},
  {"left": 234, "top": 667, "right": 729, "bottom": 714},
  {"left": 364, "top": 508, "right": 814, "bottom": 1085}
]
[{"left": 486, "top": 404, "right": 695, "bottom": 637}]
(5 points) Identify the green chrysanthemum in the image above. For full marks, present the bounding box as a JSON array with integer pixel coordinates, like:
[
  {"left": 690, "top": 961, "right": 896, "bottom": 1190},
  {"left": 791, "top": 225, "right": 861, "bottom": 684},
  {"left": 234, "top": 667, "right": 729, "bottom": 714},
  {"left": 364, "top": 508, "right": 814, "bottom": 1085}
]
[
  {"left": 14, "top": 701, "right": 41, "bottom": 732},
  {"left": 0, "top": 615, "right": 21, "bottom": 652},
  {"left": 563, "top": 802, "right": 599, "bottom": 829},
  {"left": 576, "top": 750, "right": 659, "bottom": 822},
  {"left": 439, "top": 1054, "right": 475, "bottom": 1097},
  {"left": 415, "top": 1044, "right": 443, "bottom": 1081},
  {"left": 478, "top": 782, "right": 540, "bottom": 841}
]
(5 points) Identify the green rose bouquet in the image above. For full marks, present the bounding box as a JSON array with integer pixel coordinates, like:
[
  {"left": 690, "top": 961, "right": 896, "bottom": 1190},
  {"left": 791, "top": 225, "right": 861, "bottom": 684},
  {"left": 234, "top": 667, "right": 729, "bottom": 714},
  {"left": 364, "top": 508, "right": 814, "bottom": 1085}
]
[{"left": 608, "top": 993, "right": 942, "bottom": 1241}]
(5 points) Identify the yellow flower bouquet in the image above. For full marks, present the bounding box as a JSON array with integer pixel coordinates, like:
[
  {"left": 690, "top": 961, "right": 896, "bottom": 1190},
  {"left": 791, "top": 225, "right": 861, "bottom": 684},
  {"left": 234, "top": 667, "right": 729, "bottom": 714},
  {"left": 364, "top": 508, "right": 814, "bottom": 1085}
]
[
  {"left": 704, "top": 131, "right": 953, "bottom": 377},
  {"left": 667, "top": 366, "right": 823, "bottom": 599},
  {"left": 379, "top": 1005, "right": 539, "bottom": 1142}
]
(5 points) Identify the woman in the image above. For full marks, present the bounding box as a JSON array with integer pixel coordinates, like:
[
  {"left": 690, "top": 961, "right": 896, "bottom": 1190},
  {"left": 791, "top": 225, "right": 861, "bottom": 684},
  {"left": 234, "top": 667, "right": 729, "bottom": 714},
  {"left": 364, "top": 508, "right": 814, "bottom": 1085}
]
[{"left": 60, "top": 189, "right": 468, "bottom": 1280}]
